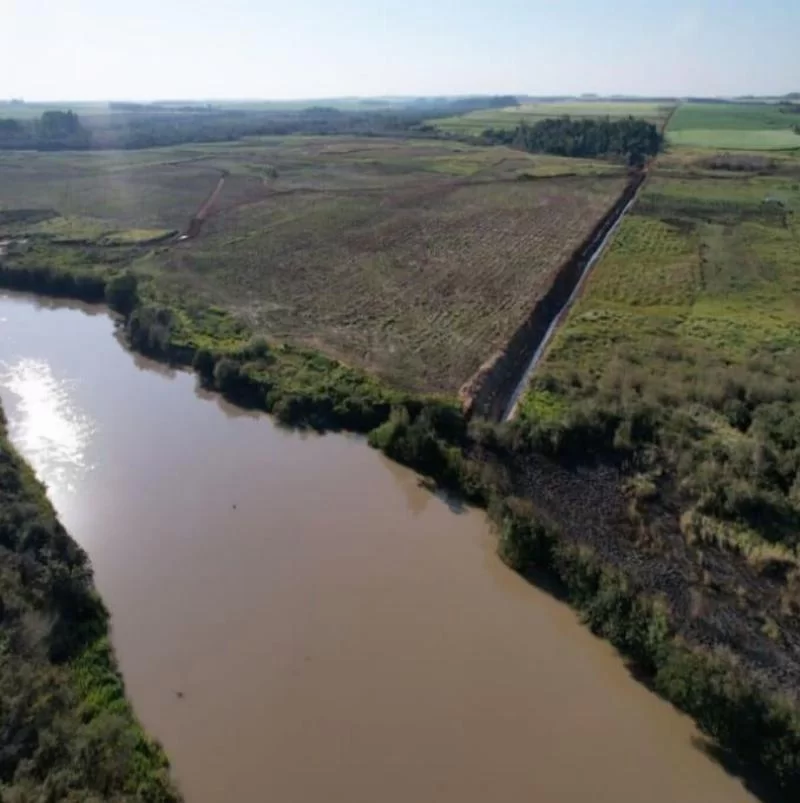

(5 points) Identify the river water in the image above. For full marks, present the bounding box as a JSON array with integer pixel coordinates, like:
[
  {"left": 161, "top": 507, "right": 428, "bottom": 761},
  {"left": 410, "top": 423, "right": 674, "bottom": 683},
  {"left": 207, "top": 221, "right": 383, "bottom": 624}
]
[{"left": 0, "top": 292, "right": 757, "bottom": 803}]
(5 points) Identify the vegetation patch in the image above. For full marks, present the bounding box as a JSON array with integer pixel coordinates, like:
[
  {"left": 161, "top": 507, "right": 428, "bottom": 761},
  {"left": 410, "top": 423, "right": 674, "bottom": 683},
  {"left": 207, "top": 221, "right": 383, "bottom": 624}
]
[
  {"left": 494, "top": 499, "right": 800, "bottom": 796},
  {"left": 26, "top": 215, "right": 114, "bottom": 242},
  {"left": 482, "top": 116, "right": 663, "bottom": 164},
  {"left": 509, "top": 163, "right": 800, "bottom": 746}
]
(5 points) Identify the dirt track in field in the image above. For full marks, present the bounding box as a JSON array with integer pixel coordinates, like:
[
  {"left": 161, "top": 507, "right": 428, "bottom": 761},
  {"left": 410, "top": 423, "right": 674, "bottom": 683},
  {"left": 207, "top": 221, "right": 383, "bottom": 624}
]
[{"left": 184, "top": 172, "right": 227, "bottom": 238}]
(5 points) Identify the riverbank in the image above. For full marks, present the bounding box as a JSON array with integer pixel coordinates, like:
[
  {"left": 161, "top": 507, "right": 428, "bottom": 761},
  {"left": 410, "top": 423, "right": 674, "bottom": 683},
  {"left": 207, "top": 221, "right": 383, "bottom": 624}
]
[
  {"left": 0, "top": 404, "right": 179, "bottom": 801},
  {"left": 1, "top": 266, "right": 798, "bottom": 797}
]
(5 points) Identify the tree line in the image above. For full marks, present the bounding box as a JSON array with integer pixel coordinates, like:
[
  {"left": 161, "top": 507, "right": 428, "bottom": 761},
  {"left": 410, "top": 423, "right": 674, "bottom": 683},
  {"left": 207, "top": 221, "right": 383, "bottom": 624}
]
[
  {"left": 482, "top": 116, "right": 663, "bottom": 164},
  {"left": 0, "top": 110, "right": 91, "bottom": 150},
  {"left": 0, "top": 97, "right": 518, "bottom": 151}
]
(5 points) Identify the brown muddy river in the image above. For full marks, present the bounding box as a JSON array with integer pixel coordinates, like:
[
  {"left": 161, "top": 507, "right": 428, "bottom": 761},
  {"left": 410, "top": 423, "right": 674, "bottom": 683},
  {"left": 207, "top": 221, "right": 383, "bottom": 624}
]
[{"left": 0, "top": 292, "right": 758, "bottom": 803}]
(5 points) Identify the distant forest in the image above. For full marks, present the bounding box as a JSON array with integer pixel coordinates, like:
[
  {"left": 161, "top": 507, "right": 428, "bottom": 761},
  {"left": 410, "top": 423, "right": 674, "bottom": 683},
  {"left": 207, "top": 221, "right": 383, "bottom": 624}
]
[
  {"left": 482, "top": 117, "right": 663, "bottom": 164},
  {"left": 0, "top": 110, "right": 91, "bottom": 150},
  {"left": 0, "top": 97, "right": 518, "bottom": 151},
  {"left": 0, "top": 100, "right": 664, "bottom": 162}
]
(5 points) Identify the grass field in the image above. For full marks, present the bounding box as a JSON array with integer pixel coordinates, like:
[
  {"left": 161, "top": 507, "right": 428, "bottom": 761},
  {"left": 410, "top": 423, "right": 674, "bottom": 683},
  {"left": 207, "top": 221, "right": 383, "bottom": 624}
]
[
  {"left": 433, "top": 101, "right": 674, "bottom": 135},
  {"left": 0, "top": 148, "right": 268, "bottom": 230},
  {"left": 528, "top": 171, "right": 800, "bottom": 390},
  {"left": 666, "top": 102, "right": 800, "bottom": 150},
  {"left": 0, "top": 136, "right": 626, "bottom": 393}
]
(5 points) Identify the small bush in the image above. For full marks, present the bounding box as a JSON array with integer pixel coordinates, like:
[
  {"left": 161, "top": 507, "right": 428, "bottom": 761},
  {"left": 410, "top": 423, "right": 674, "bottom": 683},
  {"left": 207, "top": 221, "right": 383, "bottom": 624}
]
[
  {"left": 104, "top": 272, "right": 138, "bottom": 316},
  {"left": 192, "top": 348, "right": 216, "bottom": 386},
  {"left": 126, "top": 305, "right": 174, "bottom": 357},
  {"left": 213, "top": 358, "right": 241, "bottom": 394}
]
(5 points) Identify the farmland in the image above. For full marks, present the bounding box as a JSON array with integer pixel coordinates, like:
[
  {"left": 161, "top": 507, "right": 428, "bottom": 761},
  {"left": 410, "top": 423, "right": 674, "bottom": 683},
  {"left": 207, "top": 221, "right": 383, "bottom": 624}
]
[
  {"left": 432, "top": 101, "right": 675, "bottom": 136},
  {"left": 0, "top": 136, "right": 627, "bottom": 392},
  {"left": 526, "top": 172, "right": 800, "bottom": 391},
  {"left": 0, "top": 148, "right": 267, "bottom": 230},
  {"left": 666, "top": 101, "right": 800, "bottom": 150}
]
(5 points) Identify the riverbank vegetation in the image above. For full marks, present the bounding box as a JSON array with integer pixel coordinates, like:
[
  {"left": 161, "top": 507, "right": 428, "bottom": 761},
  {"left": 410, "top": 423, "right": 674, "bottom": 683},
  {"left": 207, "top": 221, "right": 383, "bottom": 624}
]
[
  {"left": 519, "top": 171, "right": 800, "bottom": 569},
  {"left": 508, "top": 162, "right": 800, "bottom": 795},
  {"left": 0, "top": 409, "right": 179, "bottom": 801}
]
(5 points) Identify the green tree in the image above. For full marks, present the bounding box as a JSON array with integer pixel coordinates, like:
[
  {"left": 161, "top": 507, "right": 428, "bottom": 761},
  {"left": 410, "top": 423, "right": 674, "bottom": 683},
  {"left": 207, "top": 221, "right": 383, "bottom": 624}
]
[
  {"left": 192, "top": 348, "right": 216, "bottom": 386},
  {"left": 213, "top": 358, "right": 241, "bottom": 393},
  {"left": 105, "top": 272, "right": 139, "bottom": 316}
]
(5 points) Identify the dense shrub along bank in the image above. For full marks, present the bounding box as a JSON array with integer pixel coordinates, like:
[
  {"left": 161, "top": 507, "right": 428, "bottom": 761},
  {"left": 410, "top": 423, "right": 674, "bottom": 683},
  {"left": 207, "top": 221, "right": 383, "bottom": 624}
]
[
  {"left": 190, "top": 340, "right": 401, "bottom": 432},
  {"left": 495, "top": 499, "right": 800, "bottom": 795},
  {"left": 2, "top": 262, "right": 799, "bottom": 797},
  {"left": 0, "top": 262, "right": 106, "bottom": 302},
  {"left": 515, "top": 350, "right": 800, "bottom": 553},
  {"left": 0, "top": 264, "right": 405, "bottom": 432},
  {"left": 0, "top": 409, "right": 179, "bottom": 801},
  {"left": 360, "top": 405, "right": 800, "bottom": 796}
]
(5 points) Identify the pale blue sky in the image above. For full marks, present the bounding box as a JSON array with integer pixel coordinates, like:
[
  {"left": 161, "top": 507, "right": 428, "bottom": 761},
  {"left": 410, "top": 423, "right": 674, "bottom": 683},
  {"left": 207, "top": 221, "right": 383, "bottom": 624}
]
[{"left": 3, "top": 0, "right": 798, "bottom": 101}]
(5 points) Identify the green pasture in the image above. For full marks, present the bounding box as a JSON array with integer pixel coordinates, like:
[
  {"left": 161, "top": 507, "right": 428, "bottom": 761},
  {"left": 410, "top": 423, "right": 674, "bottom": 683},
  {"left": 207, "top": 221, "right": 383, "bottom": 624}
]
[{"left": 666, "top": 102, "right": 800, "bottom": 151}]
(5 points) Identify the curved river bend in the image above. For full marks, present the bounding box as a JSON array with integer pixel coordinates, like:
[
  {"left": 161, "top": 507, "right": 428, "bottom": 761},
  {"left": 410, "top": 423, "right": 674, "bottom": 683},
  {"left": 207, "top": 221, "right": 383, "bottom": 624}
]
[{"left": 0, "top": 292, "right": 757, "bottom": 803}]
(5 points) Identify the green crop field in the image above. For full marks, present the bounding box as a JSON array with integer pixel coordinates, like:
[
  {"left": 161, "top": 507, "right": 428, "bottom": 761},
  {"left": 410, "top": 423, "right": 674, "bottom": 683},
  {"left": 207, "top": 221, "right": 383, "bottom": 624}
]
[
  {"left": 0, "top": 136, "right": 625, "bottom": 393},
  {"left": 668, "top": 127, "right": 800, "bottom": 150},
  {"left": 432, "top": 101, "right": 674, "bottom": 135},
  {"left": 528, "top": 172, "right": 800, "bottom": 384},
  {"left": 666, "top": 101, "right": 800, "bottom": 150},
  {"left": 669, "top": 102, "right": 799, "bottom": 131}
]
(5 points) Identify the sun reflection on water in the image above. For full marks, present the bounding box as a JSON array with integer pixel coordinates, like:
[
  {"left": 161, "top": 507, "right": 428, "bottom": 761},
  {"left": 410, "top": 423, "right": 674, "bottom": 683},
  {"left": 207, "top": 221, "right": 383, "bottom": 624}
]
[{"left": 0, "top": 357, "right": 95, "bottom": 495}]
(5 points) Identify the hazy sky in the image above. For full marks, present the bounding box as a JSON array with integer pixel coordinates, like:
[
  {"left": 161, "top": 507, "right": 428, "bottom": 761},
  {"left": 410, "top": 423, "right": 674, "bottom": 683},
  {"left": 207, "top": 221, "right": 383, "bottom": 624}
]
[{"left": 3, "top": 0, "right": 798, "bottom": 101}]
